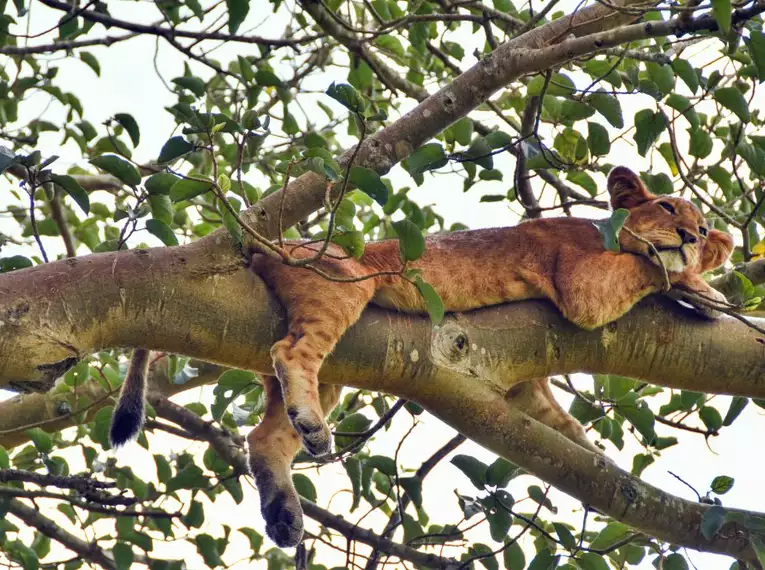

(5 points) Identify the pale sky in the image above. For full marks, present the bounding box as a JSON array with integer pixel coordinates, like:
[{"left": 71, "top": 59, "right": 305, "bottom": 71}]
[{"left": 1, "top": 1, "right": 763, "bottom": 569}]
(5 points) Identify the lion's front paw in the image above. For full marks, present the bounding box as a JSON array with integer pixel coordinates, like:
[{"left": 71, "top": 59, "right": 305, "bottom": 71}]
[
  {"left": 250, "top": 456, "right": 305, "bottom": 548},
  {"left": 689, "top": 286, "right": 728, "bottom": 320}
]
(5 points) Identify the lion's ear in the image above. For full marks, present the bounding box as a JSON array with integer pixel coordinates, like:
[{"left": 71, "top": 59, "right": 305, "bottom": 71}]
[
  {"left": 607, "top": 166, "right": 655, "bottom": 209},
  {"left": 701, "top": 229, "right": 734, "bottom": 272}
]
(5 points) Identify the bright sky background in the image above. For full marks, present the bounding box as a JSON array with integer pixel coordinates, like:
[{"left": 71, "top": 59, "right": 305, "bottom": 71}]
[{"left": 1, "top": 1, "right": 763, "bottom": 569}]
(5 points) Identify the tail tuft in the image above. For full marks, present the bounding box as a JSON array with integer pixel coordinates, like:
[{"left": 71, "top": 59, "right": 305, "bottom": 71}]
[{"left": 109, "top": 403, "right": 144, "bottom": 447}]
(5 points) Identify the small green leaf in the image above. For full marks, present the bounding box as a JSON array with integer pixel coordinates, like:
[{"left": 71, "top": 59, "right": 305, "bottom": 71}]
[
  {"left": 711, "top": 475, "right": 735, "bottom": 495},
  {"left": 331, "top": 230, "right": 365, "bottom": 259},
  {"left": 664, "top": 553, "right": 689, "bottom": 570},
  {"left": 503, "top": 541, "right": 525, "bottom": 570},
  {"left": 148, "top": 194, "right": 173, "bottom": 225},
  {"left": 462, "top": 137, "right": 494, "bottom": 170},
  {"left": 114, "top": 113, "right": 140, "bottom": 147},
  {"left": 392, "top": 219, "right": 426, "bottom": 262},
  {"left": 51, "top": 174, "right": 89, "bottom": 214},
  {"left": 646, "top": 62, "right": 675, "bottom": 95},
  {"left": 553, "top": 522, "right": 577, "bottom": 550},
  {"left": 256, "top": 69, "right": 283, "bottom": 88},
  {"left": 701, "top": 505, "right": 727, "bottom": 540},
  {"left": 79, "top": 52, "right": 100, "bottom": 76},
  {"left": 113, "top": 542, "right": 133, "bottom": 570},
  {"left": 407, "top": 143, "right": 448, "bottom": 175},
  {"left": 711, "top": 0, "right": 732, "bottom": 33},
  {"left": 528, "top": 548, "right": 557, "bottom": 570},
  {"left": 400, "top": 476, "right": 423, "bottom": 509},
  {"left": 292, "top": 473, "right": 317, "bottom": 502},
  {"left": 633, "top": 109, "right": 667, "bottom": 156},
  {"left": 486, "top": 458, "right": 520, "bottom": 488},
  {"left": 326, "top": 82, "right": 365, "bottom": 114},
  {"left": 715, "top": 87, "right": 751, "bottom": 122},
  {"left": 414, "top": 275, "right": 445, "bottom": 325},
  {"left": 335, "top": 413, "right": 373, "bottom": 449},
  {"left": 25, "top": 428, "right": 53, "bottom": 454},
  {"left": 349, "top": 167, "right": 389, "bottom": 206},
  {"left": 157, "top": 136, "right": 194, "bottom": 164},
  {"left": 688, "top": 128, "right": 713, "bottom": 159},
  {"left": 699, "top": 405, "right": 723, "bottom": 431},
  {"left": 450, "top": 454, "right": 487, "bottom": 490},
  {"left": 145, "top": 219, "right": 178, "bottom": 246},
  {"left": 588, "top": 91, "right": 624, "bottom": 128},
  {"left": 195, "top": 534, "right": 223, "bottom": 568},
  {"left": 723, "top": 396, "right": 748, "bottom": 426},
  {"left": 172, "top": 76, "right": 206, "bottom": 97},
  {"left": 567, "top": 171, "right": 598, "bottom": 196},
  {"left": 746, "top": 31, "right": 765, "bottom": 82},
  {"left": 226, "top": 0, "right": 249, "bottom": 33},
  {"left": 90, "top": 154, "right": 141, "bottom": 186},
  {"left": 169, "top": 178, "right": 213, "bottom": 202},
  {"left": 587, "top": 121, "right": 611, "bottom": 156},
  {"left": 673, "top": 59, "right": 699, "bottom": 94},
  {"left": 577, "top": 552, "right": 611, "bottom": 570},
  {"left": 145, "top": 172, "right": 180, "bottom": 195},
  {"left": 594, "top": 208, "right": 630, "bottom": 252}
]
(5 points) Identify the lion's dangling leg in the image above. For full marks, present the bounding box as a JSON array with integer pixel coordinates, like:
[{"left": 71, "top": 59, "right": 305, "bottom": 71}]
[
  {"left": 253, "top": 256, "right": 377, "bottom": 456},
  {"left": 507, "top": 378, "right": 602, "bottom": 454},
  {"left": 247, "top": 377, "right": 341, "bottom": 547}
]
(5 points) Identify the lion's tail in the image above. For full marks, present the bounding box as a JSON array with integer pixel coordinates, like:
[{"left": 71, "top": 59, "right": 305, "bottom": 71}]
[{"left": 109, "top": 348, "right": 150, "bottom": 447}]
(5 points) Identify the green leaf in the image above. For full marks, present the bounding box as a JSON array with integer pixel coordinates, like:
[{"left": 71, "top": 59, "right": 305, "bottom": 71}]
[
  {"left": 25, "top": 428, "right": 53, "bottom": 454},
  {"left": 326, "top": 82, "right": 365, "bottom": 114},
  {"left": 486, "top": 458, "right": 520, "bottom": 488},
  {"left": 172, "top": 76, "right": 206, "bottom": 97},
  {"left": 51, "top": 174, "right": 89, "bottom": 214},
  {"left": 701, "top": 505, "right": 727, "bottom": 540},
  {"left": 528, "top": 548, "right": 557, "bottom": 570},
  {"left": 594, "top": 208, "right": 630, "bottom": 252},
  {"left": 413, "top": 275, "right": 445, "bottom": 325},
  {"left": 711, "top": 475, "right": 735, "bottom": 495},
  {"left": 711, "top": 0, "right": 732, "bottom": 33},
  {"left": 169, "top": 178, "right": 213, "bottom": 202},
  {"left": 699, "top": 405, "right": 723, "bottom": 431},
  {"left": 145, "top": 219, "right": 178, "bottom": 246},
  {"left": 349, "top": 167, "right": 389, "bottom": 206},
  {"left": 239, "top": 528, "right": 263, "bottom": 557},
  {"left": 646, "top": 62, "right": 675, "bottom": 95},
  {"left": 715, "top": 87, "right": 750, "bottom": 122},
  {"left": 553, "top": 522, "right": 577, "bottom": 550},
  {"left": 90, "top": 154, "right": 141, "bottom": 186},
  {"left": 588, "top": 91, "right": 623, "bottom": 128},
  {"left": 157, "top": 136, "right": 194, "bottom": 164},
  {"left": 392, "top": 219, "right": 425, "bottom": 262},
  {"left": 225, "top": 0, "right": 249, "bottom": 33},
  {"left": 334, "top": 413, "right": 373, "bottom": 449},
  {"left": 673, "top": 59, "right": 699, "bottom": 94},
  {"left": 182, "top": 500, "right": 205, "bottom": 528},
  {"left": 587, "top": 121, "right": 610, "bottom": 156},
  {"left": 567, "top": 171, "right": 597, "bottom": 196},
  {"left": 463, "top": 137, "right": 494, "bottom": 170},
  {"left": 407, "top": 143, "right": 448, "bottom": 175},
  {"left": 114, "top": 113, "right": 140, "bottom": 147},
  {"left": 688, "top": 128, "right": 713, "bottom": 159},
  {"left": 113, "top": 542, "right": 133, "bottom": 570},
  {"left": 256, "top": 69, "right": 283, "bottom": 88},
  {"left": 468, "top": 543, "right": 498, "bottom": 570},
  {"left": 331, "top": 230, "right": 365, "bottom": 259},
  {"left": 633, "top": 109, "right": 667, "bottom": 156},
  {"left": 79, "top": 52, "right": 101, "bottom": 76},
  {"left": 0, "top": 446, "right": 9, "bottom": 469},
  {"left": 450, "top": 454, "right": 487, "bottom": 490},
  {"left": 664, "top": 553, "right": 689, "bottom": 570},
  {"left": 195, "top": 534, "right": 222, "bottom": 568},
  {"left": 400, "top": 476, "right": 423, "bottom": 509},
  {"left": 212, "top": 369, "right": 255, "bottom": 421},
  {"left": 577, "top": 552, "right": 610, "bottom": 570},
  {"left": 723, "top": 396, "right": 748, "bottom": 426},
  {"left": 366, "top": 455, "right": 396, "bottom": 476},
  {"left": 590, "top": 521, "right": 631, "bottom": 550},
  {"left": 145, "top": 172, "right": 180, "bottom": 195},
  {"left": 528, "top": 72, "right": 576, "bottom": 97},
  {"left": 292, "top": 473, "right": 317, "bottom": 502},
  {"left": 167, "top": 464, "right": 206, "bottom": 493},
  {"left": 746, "top": 32, "right": 765, "bottom": 82},
  {"left": 149, "top": 194, "right": 172, "bottom": 225},
  {"left": 503, "top": 540, "right": 525, "bottom": 569},
  {"left": 666, "top": 93, "right": 700, "bottom": 130}
]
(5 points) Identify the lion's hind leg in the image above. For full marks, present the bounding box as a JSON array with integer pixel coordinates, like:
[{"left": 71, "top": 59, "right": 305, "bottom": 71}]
[
  {"left": 507, "top": 378, "right": 602, "bottom": 454},
  {"left": 247, "top": 377, "right": 342, "bottom": 548}
]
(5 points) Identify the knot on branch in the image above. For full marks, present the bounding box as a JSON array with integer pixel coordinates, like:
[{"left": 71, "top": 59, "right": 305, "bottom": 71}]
[{"left": 431, "top": 321, "right": 471, "bottom": 368}]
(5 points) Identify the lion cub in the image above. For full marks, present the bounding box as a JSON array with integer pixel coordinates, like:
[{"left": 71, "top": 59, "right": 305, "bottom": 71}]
[{"left": 111, "top": 166, "right": 733, "bottom": 548}]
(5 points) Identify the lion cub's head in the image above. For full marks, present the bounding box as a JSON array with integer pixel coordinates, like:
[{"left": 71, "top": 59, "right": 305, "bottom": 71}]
[{"left": 607, "top": 166, "right": 733, "bottom": 274}]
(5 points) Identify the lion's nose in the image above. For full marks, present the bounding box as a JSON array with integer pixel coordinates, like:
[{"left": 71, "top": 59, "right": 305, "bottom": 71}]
[{"left": 677, "top": 228, "right": 697, "bottom": 244}]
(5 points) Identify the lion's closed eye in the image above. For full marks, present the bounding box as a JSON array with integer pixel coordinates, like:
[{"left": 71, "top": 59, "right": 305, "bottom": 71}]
[{"left": 658, "top": 202, "right": 675, "bottom": 214}]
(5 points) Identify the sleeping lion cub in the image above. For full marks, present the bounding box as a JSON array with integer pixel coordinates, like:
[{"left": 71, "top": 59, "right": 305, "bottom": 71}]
[{"left": 111, "top": 166, "right": 733, "bottom": 548}]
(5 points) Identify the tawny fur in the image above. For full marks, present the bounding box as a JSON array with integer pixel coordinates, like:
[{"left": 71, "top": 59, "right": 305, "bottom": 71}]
[
  {"left": 246, "top": 166, "right": 733, "bottom": 547},
  {"left": 111, "top": 166, "right": 734, "bottom": 548}
]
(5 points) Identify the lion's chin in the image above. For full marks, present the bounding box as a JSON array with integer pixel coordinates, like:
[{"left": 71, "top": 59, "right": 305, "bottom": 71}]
[{"left": 652, "top": 249, "right": 687, "bottom": 273}]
